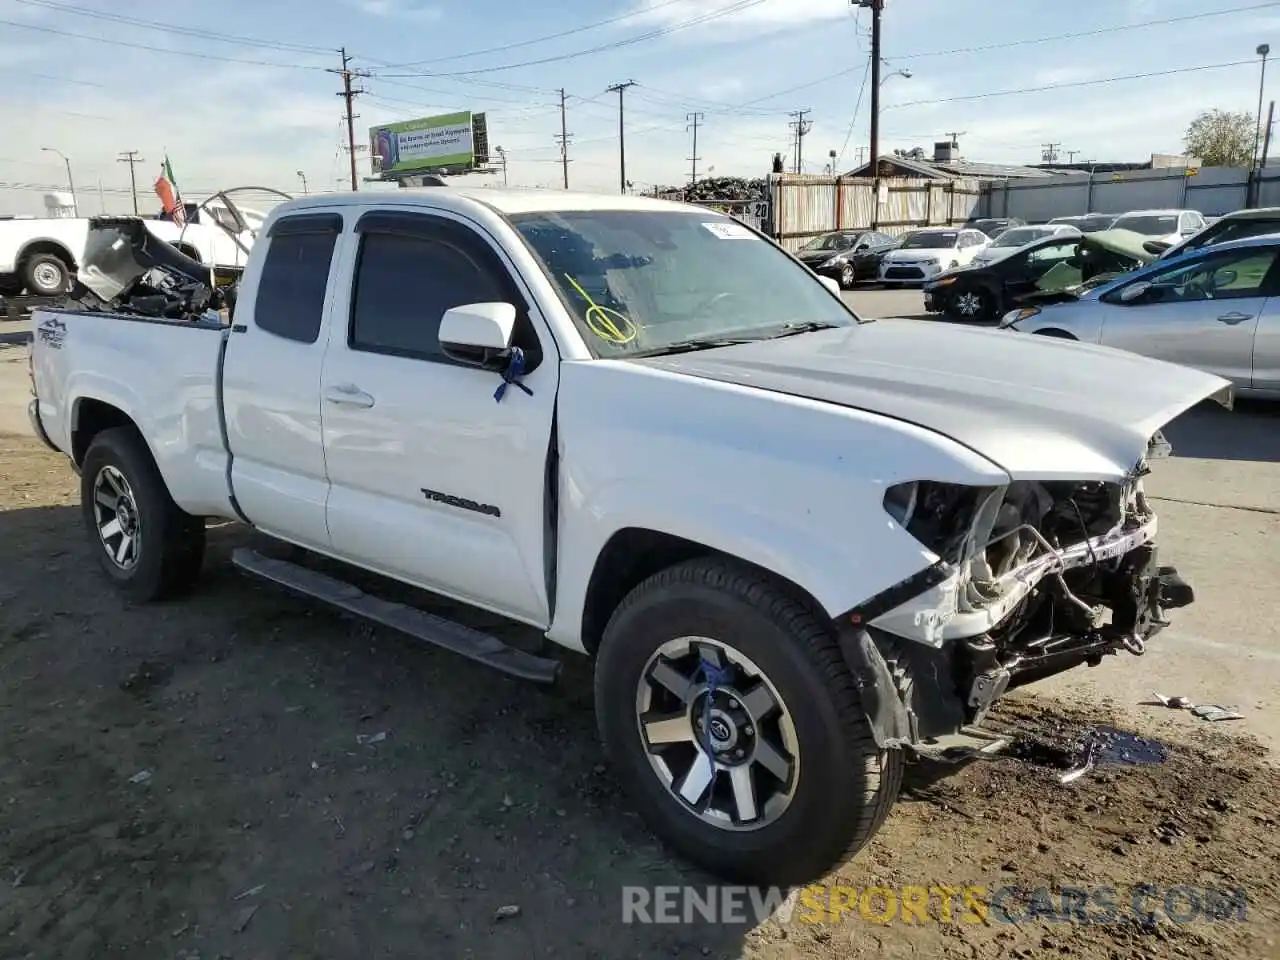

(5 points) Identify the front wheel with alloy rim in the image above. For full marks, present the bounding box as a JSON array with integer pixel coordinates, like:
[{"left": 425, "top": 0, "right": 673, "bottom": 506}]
[
  {"left": 839, "top": 263, "right": 855, "bottom": 289},
  {"left": 948, "top": 287, "right": 996, "bottom": 323},
  {"left": 80, "top": 427, "right": 206, "bottom": 602},
  {"left": 595, "top": 558, "right": 903, "bottom": 884}
]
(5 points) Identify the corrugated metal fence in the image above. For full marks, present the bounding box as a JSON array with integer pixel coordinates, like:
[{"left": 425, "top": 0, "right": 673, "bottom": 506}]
[
  {"left": 768, "top": 174, "right": 983, "bottom": 251},
  {"left": 981, "top": 165, "right": 1280, "bottom": 221}
]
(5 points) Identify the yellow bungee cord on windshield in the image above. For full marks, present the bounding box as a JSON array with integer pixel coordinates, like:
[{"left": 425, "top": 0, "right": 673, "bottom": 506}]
[{"left": 563, "top": 273, "right": 638, "bottom": 345}]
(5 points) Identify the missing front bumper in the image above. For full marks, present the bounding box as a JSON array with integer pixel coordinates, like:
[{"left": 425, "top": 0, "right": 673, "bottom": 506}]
[{"left": 836, "top": 541, "right": 1196, "bottom": 748}]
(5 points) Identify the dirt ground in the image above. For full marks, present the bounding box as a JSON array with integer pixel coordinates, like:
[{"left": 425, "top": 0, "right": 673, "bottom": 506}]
[{"left": 1, "top": 431, "right": 1277, "bottom": 960}]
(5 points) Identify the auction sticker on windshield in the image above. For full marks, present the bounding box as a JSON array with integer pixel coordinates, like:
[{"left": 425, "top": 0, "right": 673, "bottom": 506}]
[{"left": 702, "top": 221, "right": 753, "bottom": 239}]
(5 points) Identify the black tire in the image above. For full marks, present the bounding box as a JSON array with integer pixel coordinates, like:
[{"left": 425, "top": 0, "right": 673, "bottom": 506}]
[
  {"left": 594, "top": 558, "right": 903, "bottom": 885},
  {"left": 839, "top": 263, "right": 855, "bottom": 289},
  {"left": 80, "top": 427, "right": 205, "bottom": 602},
  {"left": 947, "top": 286, "right": 996, "bottom": 323},
  {"left": 22, "top": 252, "right": 71, "bottom": 296}
]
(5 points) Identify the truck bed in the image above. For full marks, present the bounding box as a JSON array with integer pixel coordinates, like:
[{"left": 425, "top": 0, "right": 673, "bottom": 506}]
[{"left": 30, "top": 308, "right": 237, "bottom": 518}]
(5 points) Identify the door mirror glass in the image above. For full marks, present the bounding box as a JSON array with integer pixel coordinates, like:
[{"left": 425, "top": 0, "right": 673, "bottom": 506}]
[
  {"left": 1119, "top": 281, "right": 1152, "bottom": 303},
  {"left": 439, "top": 301, "right": 517, "bottom": 366},
  {"left": 1213, "top": 269, "right": 1238, "bottom": 288}
]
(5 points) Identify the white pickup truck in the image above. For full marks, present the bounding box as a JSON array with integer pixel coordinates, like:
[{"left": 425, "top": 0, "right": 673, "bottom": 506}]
[
  {"left": 28, "top": 187, "right": 1231, "bottom": 884},
  {"left": 0, "top": 199, "right": 260, "bottom": 296}
]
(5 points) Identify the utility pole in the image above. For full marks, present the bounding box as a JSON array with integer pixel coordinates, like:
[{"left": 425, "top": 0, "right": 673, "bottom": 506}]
[
  {"left": 1065, "top": 149, "right": 1080, "bottom": 164},
  {"left": 1041, "top": 142, "right": 1061, "bottom": 163},
  {"left": 495, "top": 146, "right": 508, "bottom": 187},
  {"left": 329, "top": 48, "right": 368, "bottom": 191},
  {"left": 1262, "top": 100, "right": 1276, "bottom": 171},
  {"left": 607, "top": 80, "right": 637, "bottom": 194},
  {"left": 116, "top": 150, "right": 144, "bottom": 215},
  {"left": 556, "top": 89, "right": 573, "bottom": 189},
  {"left": 687, "top": 112, "right": 704, "bottom": 187},
  {"left": 97, "top": 179, "right": 106, "bottom": 214},
  {"left": 788, "top": 110, "right": 812, "bottom": 174},
  {"left": 855, "top": 0, "right": 885, "bottom": 225}
]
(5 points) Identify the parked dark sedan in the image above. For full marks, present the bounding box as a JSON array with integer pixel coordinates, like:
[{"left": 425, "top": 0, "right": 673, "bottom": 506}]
[
  {"left": 961, "top": 216, "right": 1025, "bottom": 239},
  {"left": 922, "top": 229, "right": 1159, "bottom": 323},
  {"left": 794, "top": 229, "right": 899, "bottom": 288}
]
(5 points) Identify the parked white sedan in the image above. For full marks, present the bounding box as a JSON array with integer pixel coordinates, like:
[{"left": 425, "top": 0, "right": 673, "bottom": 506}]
[{"left": 878, "top": 227, "right": 990, "bottom": 285}]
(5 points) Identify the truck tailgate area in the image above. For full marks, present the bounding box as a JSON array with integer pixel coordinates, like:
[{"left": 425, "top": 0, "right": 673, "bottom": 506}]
[{"left": 31, "top": 310, "right": 234, "bottom": 517}]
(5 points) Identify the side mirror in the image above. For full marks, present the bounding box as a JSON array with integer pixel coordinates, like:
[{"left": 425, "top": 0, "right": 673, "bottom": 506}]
[
  {"left": 1119, "top": 281, "right": 1152, "bottom": 303},
  {"left": 1214, "top": 269, "right": 1238, "bottom": 287},
  {"left": 819, "top": 276, "right": 841, "bottom": 296},
  {"left": 439, "top": 301, "right": 517, "bottom": 367},
  {"left": 855, "top": 243, "right": 870, "bottom": 252}
]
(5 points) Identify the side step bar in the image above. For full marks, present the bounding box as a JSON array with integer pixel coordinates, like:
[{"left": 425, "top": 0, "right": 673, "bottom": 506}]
[
  {"left": 231, "top": 548, "right": 561, "bottom": 685},
  {"left": 904, "top": 726, "right": 1010, "bottom": 764}
]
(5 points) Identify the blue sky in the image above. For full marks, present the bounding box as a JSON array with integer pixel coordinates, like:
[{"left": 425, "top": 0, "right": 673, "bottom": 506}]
[{"left": 0, "top": 0, "right": 1276, "bottom": 213}]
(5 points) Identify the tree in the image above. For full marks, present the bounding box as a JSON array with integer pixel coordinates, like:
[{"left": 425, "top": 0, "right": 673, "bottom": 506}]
[{"left": 1184, "top": 109, "right": 1256, "bottom": 167}]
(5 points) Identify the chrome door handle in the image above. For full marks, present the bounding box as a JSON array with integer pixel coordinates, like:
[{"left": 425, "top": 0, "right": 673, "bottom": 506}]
[
  {"left": 1216, "top": 312, "right": 1253, "bottom": 325},
  {"left": 324, "top": 384, "right": 375, "bottom": 408}
]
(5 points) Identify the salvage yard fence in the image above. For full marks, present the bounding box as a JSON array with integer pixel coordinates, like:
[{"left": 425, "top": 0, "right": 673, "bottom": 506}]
[
  {"left": 979, "top": 164, "right": 1280, "bottom": 222},
  {"left": 762, "top": 174, "right": 984, "bottom": 252}
]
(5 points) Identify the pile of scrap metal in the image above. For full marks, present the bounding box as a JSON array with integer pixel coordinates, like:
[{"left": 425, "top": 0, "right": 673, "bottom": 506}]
[
  {"left": 69, "top": 217, "right": 228, "bottom": 321},
  {"left": 62, "top": 186, "right": 288, "bottom": 322}
]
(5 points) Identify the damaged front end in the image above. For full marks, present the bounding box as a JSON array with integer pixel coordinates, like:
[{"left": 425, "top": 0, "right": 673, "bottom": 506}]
[{"left": 839, "top": 430, "right": 1195, "bottom": 749}]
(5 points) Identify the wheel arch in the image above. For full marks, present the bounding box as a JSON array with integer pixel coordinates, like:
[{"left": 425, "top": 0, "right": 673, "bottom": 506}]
[
  {"left": 71, "top": 396, "right": 149, "bottom": 468},
  {"left": 578, "top": 527, "right": 828, "bottom": 655},
  {"left": 17, "top": 238, "right": 78, "bottom": 272}
]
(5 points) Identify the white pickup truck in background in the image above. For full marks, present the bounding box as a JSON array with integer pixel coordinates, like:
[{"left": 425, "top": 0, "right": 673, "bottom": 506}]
[
  {"left": 0, "top": 195, "right": 266, "bottom": 297},
  {"left": 28, "top": 187, "right": 1229, "bottom": 884}
]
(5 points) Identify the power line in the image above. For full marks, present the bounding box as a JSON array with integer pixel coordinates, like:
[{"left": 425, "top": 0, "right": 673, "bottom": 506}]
[
  {"left": 9, "top": 0, "right": 337, "bottom": 55},
  {"left": 836, "top": 59, "right": 873, "bottom": 171},
  {"left": 884, "top": 59, "right": 1258, "bottom": 110},
  {"left": 378, "top": 0, "right": 768, "bottom": 78},
  {"left": 739, "top": 1, "right": 1280, "bottom": 106},
  {"left": 0, "top": 17, "right": 330, "bottom": 70},
  {"left": 378, "top": 0, "right": 690, "bottom": 68}
]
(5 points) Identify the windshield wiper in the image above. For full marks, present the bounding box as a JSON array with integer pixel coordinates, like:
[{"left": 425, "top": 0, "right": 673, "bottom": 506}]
[
  {"left": 758, "top": 320, "right": 845, "bottom": 339},
  {"left": 636, "top": 336, "right": 758, "bottom": 357}
]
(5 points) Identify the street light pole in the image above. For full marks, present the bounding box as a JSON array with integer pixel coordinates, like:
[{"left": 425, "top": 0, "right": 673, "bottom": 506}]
[
  {"left": 296, "top": 170, "right": 309, "bottom": 194},
  {"left": 40, "top": 147, "right": 78, "bottom": 216},
  {"left": 1256, "top": 44, "right": 1271, "bottom": 170}
]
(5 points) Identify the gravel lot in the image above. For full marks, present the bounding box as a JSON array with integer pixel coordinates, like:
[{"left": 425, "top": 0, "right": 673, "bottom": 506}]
[{"left": 1, "top": 322, "right": 1278, "bottom": 958}]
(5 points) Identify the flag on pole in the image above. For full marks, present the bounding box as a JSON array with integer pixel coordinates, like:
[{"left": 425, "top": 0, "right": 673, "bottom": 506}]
[{"left": 154, "top": 155, "right": 186, "bottom": 226}]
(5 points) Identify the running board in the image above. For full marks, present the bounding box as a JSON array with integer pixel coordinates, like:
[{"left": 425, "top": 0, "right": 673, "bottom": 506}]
[{"left": 231, "top": 548, "right": 561, "bottom": 685}]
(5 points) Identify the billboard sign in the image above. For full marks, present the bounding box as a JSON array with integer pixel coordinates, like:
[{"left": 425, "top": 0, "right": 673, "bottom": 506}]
[{"left": 370, "top": 112, "right": 475, "bottom": 177}]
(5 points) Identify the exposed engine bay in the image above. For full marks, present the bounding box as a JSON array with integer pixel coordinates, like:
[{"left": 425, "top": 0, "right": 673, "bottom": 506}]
[{"left": 869, "top": 433, "right": 1193, "bottom": 728}]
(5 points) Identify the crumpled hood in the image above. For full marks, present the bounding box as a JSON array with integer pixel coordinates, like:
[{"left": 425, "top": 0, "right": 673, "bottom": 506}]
[{"left": 630, "top": 321, "right": 1232, "bottom": 481}]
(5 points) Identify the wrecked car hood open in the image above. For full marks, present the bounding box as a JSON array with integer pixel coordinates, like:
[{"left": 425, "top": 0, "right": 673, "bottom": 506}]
[{"left": 631, "top": 321, "right": 1232, "bottom": 481}]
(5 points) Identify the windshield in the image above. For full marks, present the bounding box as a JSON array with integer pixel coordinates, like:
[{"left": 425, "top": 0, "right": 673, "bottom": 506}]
[
  {"left": 1111, "top": 214, "right": 1179, "bottom": 236},
  {"left": 900, "top": 231, "right": 957, "bottom": 249},
  {"left": 801, "top": 232, "right": 859, "bottom": 251},
  {"left": 509, "top": 210, "right": 858, "bottom": 358},
  {"left": 992, "top": 226, "right": 1056, "bottom": 248}
]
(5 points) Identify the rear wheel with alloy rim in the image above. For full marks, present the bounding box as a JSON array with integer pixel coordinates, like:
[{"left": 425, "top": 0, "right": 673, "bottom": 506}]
[
  {"left": 595, "top": 558, "right": 903, "bottom": 884},
  {"left": 80, "top": 427, "right": 206, "bottom": 602},
  {"left": 949, "top": 287, "right": 995, "bottom": 322}
]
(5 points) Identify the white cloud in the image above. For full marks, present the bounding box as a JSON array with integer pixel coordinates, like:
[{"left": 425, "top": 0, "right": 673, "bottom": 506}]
[
  {"left": 353, "top": 0, "right": 442, "bottom": 22},
  {"left": 630, "top": 0, "right": 851, "bottom": 32}
]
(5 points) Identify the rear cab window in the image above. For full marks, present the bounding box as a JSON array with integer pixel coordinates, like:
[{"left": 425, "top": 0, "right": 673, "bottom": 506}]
[{"left": 254, "top": 213, "right": 343, "bottom": 343}]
